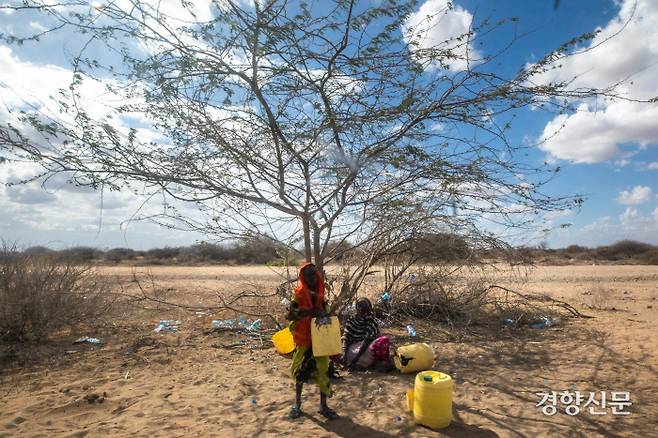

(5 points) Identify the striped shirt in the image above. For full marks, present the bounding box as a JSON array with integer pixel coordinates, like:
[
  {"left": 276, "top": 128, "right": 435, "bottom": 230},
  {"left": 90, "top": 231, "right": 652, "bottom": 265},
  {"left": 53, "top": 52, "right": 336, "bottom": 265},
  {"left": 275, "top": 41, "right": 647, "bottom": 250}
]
[{"left": 342, "top": 314, "right": 379, "bottom": 353}]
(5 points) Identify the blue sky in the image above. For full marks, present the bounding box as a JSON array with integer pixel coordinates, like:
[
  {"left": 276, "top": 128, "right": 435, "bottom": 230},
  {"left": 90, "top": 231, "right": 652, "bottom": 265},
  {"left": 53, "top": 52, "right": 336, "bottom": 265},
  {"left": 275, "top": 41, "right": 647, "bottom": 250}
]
[{"left": 1, "top": 0, "right": 657, "bottom": 250}]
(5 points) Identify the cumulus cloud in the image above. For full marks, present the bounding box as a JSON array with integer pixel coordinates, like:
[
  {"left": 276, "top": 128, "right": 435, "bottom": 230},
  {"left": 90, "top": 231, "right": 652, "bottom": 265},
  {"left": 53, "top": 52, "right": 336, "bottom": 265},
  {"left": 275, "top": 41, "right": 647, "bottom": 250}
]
[
  {"left": 617, "top": 185, "right": 653, "bottom": 205},
  {"left": 648, "top": 162, "right": 658, "bottom": 170},
  {"left": 402, "top": 0, "right": 481, "bottom": 71},
  {"left": 619, "top": 206, "right": 639, "bottom": 225},
  {"left": 550, "top": 211, "right": 658, "bottom": 247},
  {"left": 537, "top": 0, "right": 658, "bottom": 164}
]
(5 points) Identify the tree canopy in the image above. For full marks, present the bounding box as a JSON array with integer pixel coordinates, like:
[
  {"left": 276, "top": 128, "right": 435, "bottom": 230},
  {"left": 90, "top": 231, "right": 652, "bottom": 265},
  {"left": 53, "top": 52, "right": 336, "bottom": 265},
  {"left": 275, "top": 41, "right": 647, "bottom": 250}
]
[{"left": 0, "top": 0, "right": 643, "bottom": 274}]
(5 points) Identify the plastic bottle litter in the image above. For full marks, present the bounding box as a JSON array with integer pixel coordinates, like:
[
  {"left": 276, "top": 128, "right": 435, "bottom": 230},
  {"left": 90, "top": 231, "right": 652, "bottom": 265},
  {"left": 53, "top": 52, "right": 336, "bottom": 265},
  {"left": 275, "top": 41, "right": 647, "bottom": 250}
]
[
  {"left": 406, "top": 324, "right": 417, "bottom": 337},
  {"left": 74, "top": 336, "right": 102, "bottom": 346},
  {"left": 529, "top": 316, "right": 552, "bottom": 330},
  {"left": 501, "top": 318, "right": 515, "bottom": 326},
  {"left": 212, "top": 319, "right": 237, "bottom": 329},
  {"left": 239, "top": 315, "right": 249, "bottom": 327},
  {"left": 154, "top": 320, "right": 181, "bottom": 332},
  {"left": 251, "top": 399, "right": 257, "bottom": 406},
  {"left": 408, "top": 273, "right": 417, "bottom": 282},
  {"left": 247, "top": 319, "right": 262, "bottom": 331},
  {"left": 379, "top": 291, "right": 391, "bottom": 303}
]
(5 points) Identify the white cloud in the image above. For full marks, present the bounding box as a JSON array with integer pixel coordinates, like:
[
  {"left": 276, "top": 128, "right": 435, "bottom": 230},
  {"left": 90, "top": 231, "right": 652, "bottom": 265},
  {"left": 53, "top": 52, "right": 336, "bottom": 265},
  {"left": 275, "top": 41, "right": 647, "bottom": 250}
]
[
  {"left": 402, "top": 0, "right": 481, "bottom": 71},
  {"left": 648, "top": 162, "right": 658, "bottom": 170},
  {"left": 617, "top": 185, "right": 653, "bottom": 205},
  {"left": 536, "top": 0, "right": 658, "bottom": 164},
  {"left": 654, "top": 206, "right": 658, "bottom": 223},
  {"left": 619, "top": 206, "right": 639, "bottom": 225}
]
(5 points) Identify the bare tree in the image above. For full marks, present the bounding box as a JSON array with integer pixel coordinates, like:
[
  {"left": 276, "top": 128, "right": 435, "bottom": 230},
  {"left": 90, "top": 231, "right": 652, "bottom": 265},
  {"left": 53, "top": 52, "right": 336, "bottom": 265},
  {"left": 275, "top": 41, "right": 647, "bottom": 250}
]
[{"left": 0, "top": 0, "right": 644, "bottom": 295}]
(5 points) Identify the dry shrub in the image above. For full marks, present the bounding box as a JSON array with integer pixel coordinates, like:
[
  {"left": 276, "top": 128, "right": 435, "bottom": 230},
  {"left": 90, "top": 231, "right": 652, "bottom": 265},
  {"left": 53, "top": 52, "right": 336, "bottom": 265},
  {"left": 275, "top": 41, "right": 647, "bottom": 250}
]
[
  {"left": 583, "top": 283, "right": 615, "bottom": 310},
  {"left": 377, "top": 264, "right": 586, "bottom": 328},
  {"left": 0, "top": 244, "right": 111, "bottom": 342}
]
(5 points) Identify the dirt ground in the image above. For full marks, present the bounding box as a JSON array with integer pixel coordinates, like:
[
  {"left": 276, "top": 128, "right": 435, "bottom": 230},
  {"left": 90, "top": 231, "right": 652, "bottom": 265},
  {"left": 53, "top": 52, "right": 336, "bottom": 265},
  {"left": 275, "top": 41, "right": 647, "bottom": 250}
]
[{"left": 1, "top": 265, "right": 656, "bottom": 437}]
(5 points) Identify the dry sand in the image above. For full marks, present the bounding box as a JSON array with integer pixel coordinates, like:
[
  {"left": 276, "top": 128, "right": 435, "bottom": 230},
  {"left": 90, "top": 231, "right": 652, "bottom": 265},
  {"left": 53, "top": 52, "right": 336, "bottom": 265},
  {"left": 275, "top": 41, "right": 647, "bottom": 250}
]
[{"left": 1, "top": 265, "right": 657, "bottom": 437}]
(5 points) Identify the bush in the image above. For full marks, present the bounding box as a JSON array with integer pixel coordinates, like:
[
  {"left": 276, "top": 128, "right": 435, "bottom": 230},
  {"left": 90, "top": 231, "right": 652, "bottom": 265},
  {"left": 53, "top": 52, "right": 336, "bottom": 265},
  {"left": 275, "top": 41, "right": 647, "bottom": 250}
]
[
  {"left": 59, "top": 246, "right": 102, "bottom": 263},
  {"left": 594, "top": 240, "right": 654, "bottom": 261},
  {"left": 409, "top": 232, "right": 472, "bottom": 262},
  {"left": 0, "top": 244, "right": 110, "bottom": 342},
  {"left": 104, "top": 247, "right": 136, "bottom": 263},
  {"left": 641, "top": 249, "right": 658, "bottom": 265}
]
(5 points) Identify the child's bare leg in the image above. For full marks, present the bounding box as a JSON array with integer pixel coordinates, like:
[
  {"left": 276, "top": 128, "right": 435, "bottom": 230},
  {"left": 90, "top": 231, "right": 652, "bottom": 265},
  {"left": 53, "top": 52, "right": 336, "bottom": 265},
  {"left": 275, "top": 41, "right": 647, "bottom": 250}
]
[
  {"left": 319, "top": 393, "right": 339, "bottom": 420},
  {"left": 289, "top": 381, "right": 304, "bottom": 419}
]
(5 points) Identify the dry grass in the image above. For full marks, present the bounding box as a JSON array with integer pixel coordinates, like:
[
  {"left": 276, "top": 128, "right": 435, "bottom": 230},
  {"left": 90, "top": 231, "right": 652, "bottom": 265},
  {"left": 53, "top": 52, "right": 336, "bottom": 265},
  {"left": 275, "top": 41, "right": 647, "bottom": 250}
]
[{"left": 0, "top": 244, "right": 112, "bottom": 342}]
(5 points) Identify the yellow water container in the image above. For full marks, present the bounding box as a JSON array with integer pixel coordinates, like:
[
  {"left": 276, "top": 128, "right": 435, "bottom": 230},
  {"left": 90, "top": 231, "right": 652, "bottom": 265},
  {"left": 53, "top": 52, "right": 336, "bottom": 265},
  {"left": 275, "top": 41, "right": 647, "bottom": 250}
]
[
  {"left": 394, "top": 343, "right": 434, "bottom": 373},
  {"left": 272, "top": 326, "right": 295, "bottom": 355},
  {"left": 408, "top": 371, "right": 453, "bottom": 429},
  {"left": 311, "top": 316, "right": 342, "bottom": 357}
]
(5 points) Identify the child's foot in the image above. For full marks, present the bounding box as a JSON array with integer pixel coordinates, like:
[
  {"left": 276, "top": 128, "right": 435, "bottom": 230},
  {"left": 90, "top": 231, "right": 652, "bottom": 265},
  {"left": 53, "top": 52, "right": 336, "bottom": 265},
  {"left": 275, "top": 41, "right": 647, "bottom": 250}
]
[
  {"left": 318, "top": 406, "right": 339, "bottom": 420},
  {"left": 288, "top": 405, "right": 303, "bottom": 419}
]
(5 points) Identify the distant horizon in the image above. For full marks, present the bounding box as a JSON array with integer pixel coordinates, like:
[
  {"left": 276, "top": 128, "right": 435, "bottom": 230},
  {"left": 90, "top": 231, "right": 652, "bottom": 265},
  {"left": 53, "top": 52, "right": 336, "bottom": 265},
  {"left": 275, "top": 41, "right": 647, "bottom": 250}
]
[{"left": 6, "top": 237, "right": 657, "bottom": 252}]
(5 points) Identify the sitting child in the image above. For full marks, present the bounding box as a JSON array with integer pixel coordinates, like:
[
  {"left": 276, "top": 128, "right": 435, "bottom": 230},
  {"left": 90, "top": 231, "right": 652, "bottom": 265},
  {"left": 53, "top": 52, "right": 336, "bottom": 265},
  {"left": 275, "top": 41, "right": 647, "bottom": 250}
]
[{"left": 342, "top": 298, "right": 393, "bottom": 371}]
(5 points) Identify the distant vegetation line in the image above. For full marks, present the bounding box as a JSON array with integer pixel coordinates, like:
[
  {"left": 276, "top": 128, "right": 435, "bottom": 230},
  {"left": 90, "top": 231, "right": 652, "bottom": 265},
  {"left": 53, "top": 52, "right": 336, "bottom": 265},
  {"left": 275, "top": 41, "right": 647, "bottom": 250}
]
[{"left": 11, "top": 237, "right": 658, "bottom": 266}]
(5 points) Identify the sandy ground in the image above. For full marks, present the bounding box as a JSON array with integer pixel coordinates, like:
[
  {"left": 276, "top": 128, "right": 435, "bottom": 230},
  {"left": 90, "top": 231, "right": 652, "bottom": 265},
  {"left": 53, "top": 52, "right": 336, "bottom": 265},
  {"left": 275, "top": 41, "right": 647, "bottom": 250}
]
[{"left": 1, "top": 265, "right": 657, "bottom": 437}]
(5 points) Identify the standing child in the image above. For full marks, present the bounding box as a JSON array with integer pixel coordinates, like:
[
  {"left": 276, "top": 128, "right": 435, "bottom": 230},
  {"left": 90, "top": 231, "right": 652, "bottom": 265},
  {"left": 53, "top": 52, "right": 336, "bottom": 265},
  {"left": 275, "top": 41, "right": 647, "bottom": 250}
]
[{"left": 286, "top": 263, "right": 339, "bottom": 420}]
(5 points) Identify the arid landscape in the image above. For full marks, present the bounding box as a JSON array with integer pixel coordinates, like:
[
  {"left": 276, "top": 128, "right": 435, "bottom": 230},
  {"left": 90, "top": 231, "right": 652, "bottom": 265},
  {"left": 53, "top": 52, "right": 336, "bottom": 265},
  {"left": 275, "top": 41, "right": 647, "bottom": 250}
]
[{"left": 1, "top": 264, "right": 656, "bottom": 437}]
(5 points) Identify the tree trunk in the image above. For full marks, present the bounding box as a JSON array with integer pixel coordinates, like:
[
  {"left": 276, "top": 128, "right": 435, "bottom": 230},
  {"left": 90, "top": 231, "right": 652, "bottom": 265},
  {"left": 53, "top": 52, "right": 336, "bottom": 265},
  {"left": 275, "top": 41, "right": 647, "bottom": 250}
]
[
  {"left": 302, "top": 216, "right": 312, "bottom": 263},
  {"left": 312, "top": 226, "right": 323, "bottom": 274}
]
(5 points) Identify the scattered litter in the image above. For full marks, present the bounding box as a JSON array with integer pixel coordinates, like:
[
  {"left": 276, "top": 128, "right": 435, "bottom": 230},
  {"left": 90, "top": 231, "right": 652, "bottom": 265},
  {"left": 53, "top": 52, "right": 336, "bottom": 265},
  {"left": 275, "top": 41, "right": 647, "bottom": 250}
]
[
  {"left": 126, "top": 347, "right": 136, "bottom": 354},
  {"left": 529, "top": 317, "right": 552, "bottom": 330},
  {"left": 247, "top": 319, "right": 262, "bottom": 331},
  {"left": 570, "top": 383, "right": 577, "bottom": 391},
  {"left": 154, "top": 320, "right": 181, "bottom": 332},
  {"left": 195, "top": 310, "right": 211, "bottom": 317},
  {"left": 65, "top": 350, "right": 78, "bottom": 354},
  {"left": 379, "top": 291, "right": 391, "bottom": 303},
  {"left": 212, "top": 319, "right": 238, "bottom": 329},
  {"left": 406, "top": 324, "right": 417, "bottom": 337},
  {"left": 74, "top": 336, "right": 102, "bottom": 346},
  {"left": 212, "top": 316, "right": 261, "bottom": 331},
  {"left": 501, "top": 318, "right": 515, "bottom": 326},
  {"left": 408, "top": 274, "right": 417, "bottom": 281},
  {"left": 124, "top": 371, "right": 130, "bottom": 380},
  {"left": 281, "top": 297, "right": 291, "bottom": 306},
  {"left": 395, "top": 416, "right": 402, "bottom": 424},
  {"left": 251, "top": 399, "right": 257, "bottom": 406}
]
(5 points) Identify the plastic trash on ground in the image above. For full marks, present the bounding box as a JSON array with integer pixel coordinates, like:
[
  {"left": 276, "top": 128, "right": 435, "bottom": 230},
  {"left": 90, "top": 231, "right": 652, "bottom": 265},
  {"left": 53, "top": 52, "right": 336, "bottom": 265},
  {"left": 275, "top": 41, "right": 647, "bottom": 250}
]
[
  {"left": 529, "top": 316, "right": 552, "bottom": 330},
  {"left": 154, "top": 320, "right": 181, "bottom": 332},
  {"left": 501, "top": 318, "right": 515, "bottom": 326},
  {"left": 211, "top": 319, "right": 237, "bottom": 329},
  {"left": 406, "top": 324, "right": 417, "bottom": 337},
  {"left": 379, "top": 291, "right": 391, "bottom": 303},
  {"left": 74, "top": 336, "right": 102, "bottom": 346},
  {"left": 247, "top": 319, "right": 262, "bottom": 331},
  {"left": 212, "top": 316, "right": 261, "bottom": 331}
]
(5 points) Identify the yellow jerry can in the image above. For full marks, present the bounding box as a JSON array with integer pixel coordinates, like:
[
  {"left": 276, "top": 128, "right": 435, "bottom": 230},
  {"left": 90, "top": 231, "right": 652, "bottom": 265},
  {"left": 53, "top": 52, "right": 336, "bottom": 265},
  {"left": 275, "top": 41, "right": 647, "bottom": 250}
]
[
  {"left": 407, "top": 370, "right": 453, "bottom": 429},
  {"left": 394, "top": 343, "right": 434, "bottom": 373},
  {"left": 272, "top": 326, "right": 295, "bottom": 355},
  {"left": 311, "top": 316, "right": 342, "bottom": 357}
]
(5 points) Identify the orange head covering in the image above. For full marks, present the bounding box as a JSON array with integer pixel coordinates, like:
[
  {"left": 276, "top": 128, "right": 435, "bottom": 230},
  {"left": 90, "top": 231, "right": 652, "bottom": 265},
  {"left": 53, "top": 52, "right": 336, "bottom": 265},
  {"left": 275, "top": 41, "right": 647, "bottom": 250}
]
[{"left": 292, "top": 262, "right": 325, "bottom": 347}]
